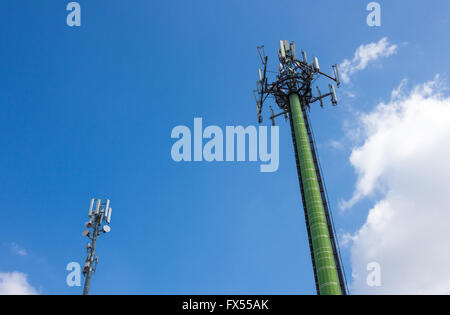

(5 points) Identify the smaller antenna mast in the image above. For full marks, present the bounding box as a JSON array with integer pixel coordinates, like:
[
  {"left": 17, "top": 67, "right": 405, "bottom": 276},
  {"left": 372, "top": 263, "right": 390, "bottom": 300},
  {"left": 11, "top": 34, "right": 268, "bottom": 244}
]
[{"left": 82, "top": 198, "right": 112, "bottom": 295}]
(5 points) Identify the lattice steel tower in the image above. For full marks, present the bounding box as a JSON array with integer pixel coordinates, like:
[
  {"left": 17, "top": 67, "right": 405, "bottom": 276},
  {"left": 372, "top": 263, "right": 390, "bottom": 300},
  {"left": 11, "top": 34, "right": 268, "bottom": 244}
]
[{"left": 254, "top": 40, "right": 348, "bottom": 295}]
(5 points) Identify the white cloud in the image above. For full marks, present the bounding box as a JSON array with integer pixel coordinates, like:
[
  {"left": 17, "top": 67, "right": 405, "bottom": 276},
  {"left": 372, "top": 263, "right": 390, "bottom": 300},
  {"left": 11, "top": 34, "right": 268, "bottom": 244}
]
[
  {"left": 10, "top": 243, "right": 27, "bottom": 257},
  {"left": 0, "top": 272, "right": 38, "bottom": 295},
  {"left": 340, "top": 37, "right": 397, "bottom": 83},
  {"left": 329, "top": 140, "right": 344, "bottom": 151},
  {"left": 343, "top": 76, "right": 450, "bottom": 294}
]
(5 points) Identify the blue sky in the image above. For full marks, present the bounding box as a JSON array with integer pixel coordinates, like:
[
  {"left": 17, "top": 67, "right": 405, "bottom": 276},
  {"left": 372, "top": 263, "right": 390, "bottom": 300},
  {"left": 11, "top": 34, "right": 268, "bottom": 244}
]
[{"left": 1, "top": 0, "right": 449, "bottom": 294}]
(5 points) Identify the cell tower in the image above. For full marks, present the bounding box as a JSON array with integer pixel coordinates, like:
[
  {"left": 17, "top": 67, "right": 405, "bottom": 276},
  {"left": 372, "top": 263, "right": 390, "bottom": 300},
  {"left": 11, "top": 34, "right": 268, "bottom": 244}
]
[
  {"left": 254, "top": 40, "right": 348, "bottom": 295},
  {"left": 81, "top": 198, "right": 112, "bottom": 295}
]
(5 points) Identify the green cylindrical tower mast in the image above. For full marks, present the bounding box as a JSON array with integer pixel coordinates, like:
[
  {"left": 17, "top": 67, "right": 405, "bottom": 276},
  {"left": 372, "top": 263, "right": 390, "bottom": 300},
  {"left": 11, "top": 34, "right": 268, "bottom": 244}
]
[
  {"left": 254, "top": 41, "right": 347, "bottom": 295},
  {"left": 290, "top": 93, "right": 341, "bottom": 295}
]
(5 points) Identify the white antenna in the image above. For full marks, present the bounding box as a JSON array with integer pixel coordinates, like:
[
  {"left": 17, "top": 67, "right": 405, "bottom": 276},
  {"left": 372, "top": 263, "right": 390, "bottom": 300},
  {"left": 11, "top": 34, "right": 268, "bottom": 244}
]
[
  {"left": 104, "top": 199, "right": 110, "bottom": 215},
  {"left": 279, "top": 40, "right": 286, "bottom": 58},
  {"left": 333, "top": 64, "right": 341, "bottom": 87},
  {"left": 290, "top": 42, "right": 296, "bottom": 59},
  {"left": 88, "top": 199, "right": 95, "bottom": 216},
  {"left": 316, "top": 86, "right": 324, "bottom": 108},
  {"left": 330, "top": 84, "right": 338, "bottom": 105},
  {"left": 284, "top": 40, "right": 290, "bottom": 54},
  {"left": 313, "top": 57, "right": 320, "bottom": 72},
  {"left": 107, "top": 207, "right": 112, "bottom": 224},
  {"left": 302, "top": 50, "right": 308, "bottom": 64},
  {"left": 258, "top": 68, "right": 263, "bottom": 82},
  {"left": 95, "top": 199, "right": 101, "bottom": 214}
]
